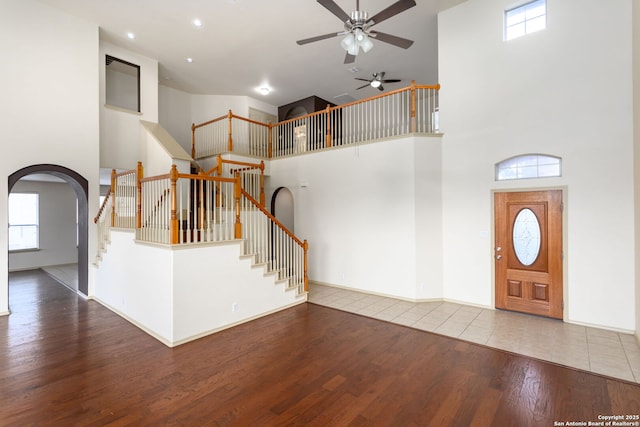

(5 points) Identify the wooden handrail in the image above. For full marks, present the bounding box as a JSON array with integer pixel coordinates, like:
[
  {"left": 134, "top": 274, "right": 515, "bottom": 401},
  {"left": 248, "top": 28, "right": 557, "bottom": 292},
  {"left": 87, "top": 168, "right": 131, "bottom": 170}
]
[
  {"left": 190, "top": 83, "right": 441, "bottom": 132},
  {"left": 241, "top": 187, "right": 308, "bottom": 292},
  {"left": 223, "top": 158, "right": 264, "bottom": 169},
  {"left": 94, "top": 190, "right": 112, "bottom": 224},
  {"left": 270, "top": 108, "right": 328, "bottom": 128},
  {"left": 115, "top": 168, "right": 137, "bottom": 179},
  {"left": 231, "top": 115, "right": 271, "bottom": 128},
  {"left": 140, "top": 173, "right": 172, "bottom": 183},
  {"left": 176, "top": 173, "right": 236, "bottom": 183},
  {"left": 240, "top": 189, "right": 304, "bottom": 247},
  {"left": 140, "top": 187, "right": 171, "bottom": 228},
  {"left": 192, "top": 114, "right": 228, "bottom": 130}
]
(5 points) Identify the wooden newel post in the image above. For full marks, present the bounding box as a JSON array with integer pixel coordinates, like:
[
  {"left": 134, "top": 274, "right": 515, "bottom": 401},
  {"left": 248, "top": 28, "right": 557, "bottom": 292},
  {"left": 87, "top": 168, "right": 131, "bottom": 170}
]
[
  {"left": 110, "top": 169, "right": 117, "bottom": 227},
  {"left": 303, "top": 240, "right": 309, "bottom": 293},
  {"left": 216, "top": 154, "right": 223, "bottom": 176},
  {"left": 234, "top": 172, "right": 242, "bottom": 239},
  {"left": 136, "top": 162, "right": 143, "bottom": 229},
  {"left": 227, "top": 110, "right": 234, "bottom": 152},
  {"left": 410, "top": 80, "right": 417, "bottom": 133},
  {"left": 191, "top": 123, "right": 196, "bottom": 159},
  {"left": 259, "top": 160, "right": 266, "bottom": 207},
  {"left": 325, "top": 105, "right": 332, "bottom": 148},
  {"left": 170, "top": 165, "right": 179, "bottom": 245}
]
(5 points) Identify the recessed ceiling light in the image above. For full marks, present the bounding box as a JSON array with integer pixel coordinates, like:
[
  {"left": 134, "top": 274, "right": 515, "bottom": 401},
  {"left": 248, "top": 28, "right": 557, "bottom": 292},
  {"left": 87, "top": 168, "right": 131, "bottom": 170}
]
[
  {"left": 186, "top": 57, "right": 193, "bottom": 63},
  {"left": 126, "top": 32, "right": 136, "bottom": 40},
  {"left": 259, "top": 87, "right": 270, "bottom": 95},
  {"left": 192, "top": 19, "right": 203, "bottom": 28},
  {"left": 348, "top": 67, "right": 360, "bottom": 73}
]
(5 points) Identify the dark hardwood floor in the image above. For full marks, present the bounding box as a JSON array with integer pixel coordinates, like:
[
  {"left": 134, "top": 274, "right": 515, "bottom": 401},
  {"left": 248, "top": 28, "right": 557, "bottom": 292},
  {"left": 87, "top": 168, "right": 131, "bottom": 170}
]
[{"left": 1, "top": 270, "right": 639, "bottom": 426}]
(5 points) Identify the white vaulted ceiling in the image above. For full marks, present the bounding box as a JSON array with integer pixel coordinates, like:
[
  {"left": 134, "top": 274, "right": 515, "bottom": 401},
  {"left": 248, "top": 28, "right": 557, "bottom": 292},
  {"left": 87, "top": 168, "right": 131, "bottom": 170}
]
[{"left": 38, "top": 0, "right": 465, "bottom": 106}]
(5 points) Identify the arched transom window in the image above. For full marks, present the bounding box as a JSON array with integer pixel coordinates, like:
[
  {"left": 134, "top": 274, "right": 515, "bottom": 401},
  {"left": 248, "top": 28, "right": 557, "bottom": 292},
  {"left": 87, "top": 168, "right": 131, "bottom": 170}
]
[{"left": 496, "top": 154, "right": 561, "bottom": 181}]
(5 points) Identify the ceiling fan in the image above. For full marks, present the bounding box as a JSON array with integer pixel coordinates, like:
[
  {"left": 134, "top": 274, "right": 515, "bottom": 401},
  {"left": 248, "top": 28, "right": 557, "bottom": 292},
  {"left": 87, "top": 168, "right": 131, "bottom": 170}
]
[
  {"left": 355, "top": 72, "right": 401, "bottom": 91},
  {"left": 296, "top": 0, "right": 416, "bottom": 64}
]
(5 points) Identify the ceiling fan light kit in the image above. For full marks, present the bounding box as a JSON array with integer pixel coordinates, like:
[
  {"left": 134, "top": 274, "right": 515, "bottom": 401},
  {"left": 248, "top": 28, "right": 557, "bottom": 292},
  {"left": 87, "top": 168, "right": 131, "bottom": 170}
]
[{"left": 297, "top": 0, "right": 416, "bottom": 64}]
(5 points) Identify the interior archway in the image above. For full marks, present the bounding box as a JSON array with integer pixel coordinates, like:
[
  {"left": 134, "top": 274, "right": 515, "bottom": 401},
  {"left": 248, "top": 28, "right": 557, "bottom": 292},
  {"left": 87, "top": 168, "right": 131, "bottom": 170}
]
[
  {"left": 8, "top": 164, "right": 89, "bottom": 296},
  {"left": 271, "top": 187, "right": 294, "bottom": 233}
]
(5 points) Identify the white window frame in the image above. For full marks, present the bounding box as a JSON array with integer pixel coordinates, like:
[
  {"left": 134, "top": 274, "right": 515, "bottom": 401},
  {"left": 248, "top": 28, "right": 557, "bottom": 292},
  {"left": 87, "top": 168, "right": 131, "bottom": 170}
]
[
  {"left": 495, "top": 154, "right": 561, "bottom": 181},
  {"left": 504, "top": 0, "right": 547, "bottom": 41},
  {"left": 8, "top": 192, "right": 40, "bottom": 251}
]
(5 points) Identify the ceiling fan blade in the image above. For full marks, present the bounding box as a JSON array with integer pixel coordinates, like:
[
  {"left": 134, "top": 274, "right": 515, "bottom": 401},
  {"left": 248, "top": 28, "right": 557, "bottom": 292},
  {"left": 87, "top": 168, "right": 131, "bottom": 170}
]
[
  {"left": 380, "top": 79, "right": 401, "bottom": 83},
  {"left": 354, "top": 78, "right": 372, "bottom": 82},
  {"left": 378, "top": 85, "right": 385, "bottom": 91},
  {"left": 369, "top": 31, "right": 414, "bottom": 49},
  {"left": 296, "top": 32, "right": 340, "bottom": 45},
  {"left": 317, "top": 0, "right": 351, "bottom": 22},
  {"left": 356, "top": 83, "right": 370, "bottom": 90},
  {"left": 344, "top": 52, "right": 356, "bottom": 64},
  {"left": 366, "top": 0, "right": 416, "bottom": 26}
]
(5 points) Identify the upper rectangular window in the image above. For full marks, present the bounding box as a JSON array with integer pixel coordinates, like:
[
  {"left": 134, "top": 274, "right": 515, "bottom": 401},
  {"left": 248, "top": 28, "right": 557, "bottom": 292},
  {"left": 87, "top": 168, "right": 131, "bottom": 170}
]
[
  {"left": 9, "top": 193, "right": 39, "bottom": 251},
  {"left": 505, "top": 0, "right": 546, "bottom": 41},
  {"left": 105, "top": 55, "right": 141, "bottom": 112}
]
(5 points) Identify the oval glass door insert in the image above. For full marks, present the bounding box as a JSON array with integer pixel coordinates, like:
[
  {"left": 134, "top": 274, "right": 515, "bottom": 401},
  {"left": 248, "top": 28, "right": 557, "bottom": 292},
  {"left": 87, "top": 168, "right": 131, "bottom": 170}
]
[{"left": 512, "top": 208, "right": 541, "bottom": 266}]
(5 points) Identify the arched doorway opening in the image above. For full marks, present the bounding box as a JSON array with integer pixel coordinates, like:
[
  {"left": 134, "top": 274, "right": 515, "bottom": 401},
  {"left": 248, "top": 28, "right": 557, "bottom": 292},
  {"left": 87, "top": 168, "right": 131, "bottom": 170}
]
[
  {"left": 271, "top": 187, "right": 294, "bottom": 233},
  {"left": 8, "top": 165, "right": 88, "bottom": 296}
]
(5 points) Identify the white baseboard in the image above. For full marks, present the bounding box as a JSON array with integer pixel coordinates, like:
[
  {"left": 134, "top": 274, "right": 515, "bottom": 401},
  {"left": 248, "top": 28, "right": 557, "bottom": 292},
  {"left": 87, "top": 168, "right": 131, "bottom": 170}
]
[
  {"left": 171, "top": 299, "right": 306, "bottom": 347},
  {"left": 92, "top": 296, "right": 307, "bottom": 348},
  {"left": 310, "top": 280, "right": 493, "bottom": 308}
]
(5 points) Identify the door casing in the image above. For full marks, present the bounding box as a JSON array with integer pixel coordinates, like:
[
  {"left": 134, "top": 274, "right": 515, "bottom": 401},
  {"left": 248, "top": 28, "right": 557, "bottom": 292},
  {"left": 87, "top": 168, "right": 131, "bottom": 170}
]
[{"left": 492, "top": 187, "right": 566, "bottom": 320}]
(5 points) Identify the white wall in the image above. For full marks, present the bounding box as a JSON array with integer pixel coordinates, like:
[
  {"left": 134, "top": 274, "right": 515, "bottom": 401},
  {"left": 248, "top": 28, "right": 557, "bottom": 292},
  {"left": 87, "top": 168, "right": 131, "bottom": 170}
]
[
  {"left": 633, "top": 0, "right": 640, "bottom": 340},
  {"left": 159, "top": 85, "right": 192, "bottom": 154},
  {"left": 100, "top": 42, "right": 158, "bottom": 170},
  {"left": 159, "top": 89, "right": 278, "bottom": 158},
  {"left": 94, "top": 229, "right": 302, "bottom": 346},
  {"left": 9, "top": 180, "right": 78, "bottom": 271},
  {"left": 439, "top": 0, "right": 635, "bottom": 330},
  {"left": 172, "top": 243, "right": 301, "bottom": 344},
  {"left": 414, "top": 139, "right": 443, "bottom": 300},
  {"left": 93, "top": 230, "right": 173, "bottom": 342},
  {"left": 268, "top": 136, "right": 442, "bottom": 300},
  {"left": 0, "top": 0, "right": 100, "bottom": 315},
  {"left": 190, "top": 95, "right": 278, "bottom": 126}
]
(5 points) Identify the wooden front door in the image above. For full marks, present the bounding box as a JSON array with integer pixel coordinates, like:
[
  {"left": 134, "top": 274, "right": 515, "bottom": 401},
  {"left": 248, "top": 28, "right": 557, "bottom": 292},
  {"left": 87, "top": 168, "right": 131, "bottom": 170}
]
[{"left": 494, "top": 190, "right": 563, "bottom": 319}]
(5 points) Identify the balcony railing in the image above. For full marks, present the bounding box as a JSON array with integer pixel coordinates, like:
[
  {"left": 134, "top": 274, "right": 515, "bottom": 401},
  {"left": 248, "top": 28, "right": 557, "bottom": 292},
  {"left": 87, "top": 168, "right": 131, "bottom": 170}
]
[
  {"left": 192, "top": 82, "right": 440, "bottom": 160},
  {"left": 94, "top": 162, "right": 308, "bottom": 292}
]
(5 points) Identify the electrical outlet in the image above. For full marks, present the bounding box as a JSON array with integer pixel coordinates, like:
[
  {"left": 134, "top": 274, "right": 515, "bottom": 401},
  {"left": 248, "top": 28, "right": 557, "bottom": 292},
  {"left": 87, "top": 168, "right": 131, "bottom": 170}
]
[{"left": 231, "top": 302, "right": 239, "bottom": 313}]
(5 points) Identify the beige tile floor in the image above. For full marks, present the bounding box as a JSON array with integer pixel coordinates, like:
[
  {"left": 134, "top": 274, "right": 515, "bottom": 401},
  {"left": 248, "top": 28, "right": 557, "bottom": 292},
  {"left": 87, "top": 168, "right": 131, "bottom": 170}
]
[{"left": 308, "top": 283, "right": 640, "bottom": 384}]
